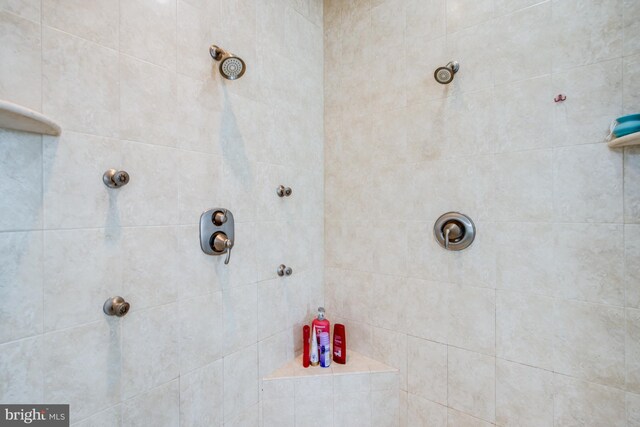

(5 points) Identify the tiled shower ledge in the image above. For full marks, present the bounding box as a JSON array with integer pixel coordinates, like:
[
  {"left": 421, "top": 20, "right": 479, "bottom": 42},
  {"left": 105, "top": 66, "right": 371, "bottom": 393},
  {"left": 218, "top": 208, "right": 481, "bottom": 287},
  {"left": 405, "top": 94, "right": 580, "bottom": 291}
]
[
  {"left": 264, "top": 349, "right": 398, "bottom": 380},
  {"left": 262, "top": 351, "right": 400, "bottom": 426}
]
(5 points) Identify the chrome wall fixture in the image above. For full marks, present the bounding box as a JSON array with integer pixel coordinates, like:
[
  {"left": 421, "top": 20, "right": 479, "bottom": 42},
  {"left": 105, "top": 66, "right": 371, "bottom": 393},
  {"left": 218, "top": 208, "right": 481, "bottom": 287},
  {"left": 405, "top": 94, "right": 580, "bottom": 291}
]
[
  {"left": 277, "top": 264, "right": 293, "bottom": 276},
  {"left": 434, "top": 61, "right": 460, "bottom": 84},
  {"left": 200, "top": 208, "right": 235, "bottom": 264},
  {"left": 103, "top": 296, "right": 130, "bottom": 317},
  {"left": 209, "top": 45, "right": 246, "bottom": 80},
  {"left": 103, "top": 169, "right": 129, "bottom": 188},
  {"left": 276, "top": 185, "right": 292, "bottom": 197},
  {"left": 434, "top": 212, "right": 475, "bottom": 251}
]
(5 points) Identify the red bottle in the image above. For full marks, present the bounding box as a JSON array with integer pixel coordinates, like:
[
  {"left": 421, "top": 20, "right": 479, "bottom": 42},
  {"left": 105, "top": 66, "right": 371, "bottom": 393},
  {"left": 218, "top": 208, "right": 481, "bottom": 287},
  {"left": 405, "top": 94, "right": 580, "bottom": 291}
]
[
  {"left": 302, "top": 325, "right": 310, "bottom": 368},
  {"left": 311, "top": 307, "right": 330, "bottom": 359},
  {"left": 333, "top": 324, "right": 346, "bottom": 364}
]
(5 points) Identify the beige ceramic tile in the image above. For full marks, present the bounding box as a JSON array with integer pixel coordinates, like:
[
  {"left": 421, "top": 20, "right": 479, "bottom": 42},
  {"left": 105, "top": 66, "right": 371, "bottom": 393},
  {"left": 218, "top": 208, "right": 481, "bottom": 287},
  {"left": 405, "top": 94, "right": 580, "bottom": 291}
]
[
  {"left": 43, "top": 132, "right": 121, "bottom": 229},
  {"left": 43, "top": 228, "right": 121, "bottom": 331},
  {"left": 553, "top": 374, "right": 626, "bottom": 427},
  {"left": 43, "top": 320, "right": 121, "bottom": 422},
  {"left": 627, "top": 309, "right": 640, "bottom": 393},
  {"left": 122, "top": 380, "right": 179, "bottom": 427},
  {"left": 552, "top": 223, "right": 624, "bottom": 305},
  {"left": 223, "top": 344, "right": 258, "bottom": 423},
  {"left": 407, "top": 336, "right": 447, "bottom": 404},
  {"left": 121, "top": 304, "right": 179, "bottom": 398},
  {"left": 626, "top": 147, "right": 640, "bottom": 223},
  {"left": 179, "top": 292, "right": 224, "bottom": 374},
  {"left": 43, "top": 27, "right": 118, "bottom": 136},
  {"left": 407, "top": 394, "right": 447, "bottom": 427},
  {"left": 627, "top": 225, "right": 640, "bottom": 308},
  {"left": 552, "top": 59, "right": 623, "bottom": 146},
  {"left": 119, "top": 0, "right": 176, "bottom": 69},
  {"left": 496, "top": 359, "right": 554, "bottom": 427},
  {"left": 446, "top": 0, "right": 494, "bottom": 33},
  {"left": 0, "top": 11, "right": 40, "bottom": 110},
  {"left": 493, "top": 2, "right": 552, "bottom": 83},
  {"left": 0, "top": 231, "right": 42, "bottom": 343},
  {"left": 551, "top": 0, "right": 622, "bottom": 72},
  {"left": 0, "top": 337, "right": 43, "bottom": 403},
  {"left": 496, "top": 290, "right": 556, "bottom": 371},
  {"left": 223, "top": 284, "right": 257, "bottom": 355},
  {"left": 554, "top": 299, "right": 625, "bottom": 388},
  {"left": 628, "top": 392, "right": 640, "bottom": 427},
  {"left": 43, "top": 0, "right": 118, "bottom": 49},
  {"left": 553, "top": 143, "right": 623, "bottom": 223},
  {"left": 121, "top": 226, "right": 179, "bottom": 311},
  {"left": 0, "top": 0, "right": 40, "bottom": 21},
  {"left": 448, "top": 347, "right": 496, "bottom": 423},
  {"left": 623, "top": 53, "right": 640, "bottom": 114},
  {"left": 448, "top": 284, "right": 495, "bottom": 355},
  {"left": 493, "top": 149, "right": 553, "bottom": 222},
  {"left": 119, "top": 55, "right": 177, "bottom": 147},
  {"left": 179, "top": 360, "right": 223, "bottom": 427}
]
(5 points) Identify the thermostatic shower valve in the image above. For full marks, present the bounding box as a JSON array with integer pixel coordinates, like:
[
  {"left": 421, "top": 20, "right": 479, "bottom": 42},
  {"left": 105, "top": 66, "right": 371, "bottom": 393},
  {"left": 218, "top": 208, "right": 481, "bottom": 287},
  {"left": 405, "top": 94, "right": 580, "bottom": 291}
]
[
  {"left": 200, "top": 208, "right": 235, "bottom": 264},
  {"left": 434, "top": 212, "right": 475, "bottom": 251}
]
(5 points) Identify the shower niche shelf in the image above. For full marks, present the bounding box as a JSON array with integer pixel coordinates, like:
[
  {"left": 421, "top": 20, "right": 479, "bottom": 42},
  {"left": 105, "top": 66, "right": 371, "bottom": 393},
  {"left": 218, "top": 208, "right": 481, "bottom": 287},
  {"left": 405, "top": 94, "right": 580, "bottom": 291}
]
[
  {"left": 0, "top": 100, "right": 61, "bottom": 136},
  {"left": 608, "top": 132, "right": 640, "bottom": 148}
]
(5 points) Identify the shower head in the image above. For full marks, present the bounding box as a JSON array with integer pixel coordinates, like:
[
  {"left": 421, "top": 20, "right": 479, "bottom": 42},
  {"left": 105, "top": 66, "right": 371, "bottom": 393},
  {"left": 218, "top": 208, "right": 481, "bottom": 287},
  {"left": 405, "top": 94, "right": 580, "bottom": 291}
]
[
  {"left": 434, "top": 61, "right": 459, "bottom": 84},
  {"left": 209, "top": 45, "right": 246, "bottom": 80}
]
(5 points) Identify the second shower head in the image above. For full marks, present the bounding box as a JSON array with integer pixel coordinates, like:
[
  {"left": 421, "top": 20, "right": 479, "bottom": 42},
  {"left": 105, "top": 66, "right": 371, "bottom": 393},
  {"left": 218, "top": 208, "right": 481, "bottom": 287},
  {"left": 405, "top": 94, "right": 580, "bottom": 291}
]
[
  {"left": 210, "top": 45, "right": 246, "bottom": 80},
  {"left": 434, "top": 61, "right": 459, "bottom": 84}
]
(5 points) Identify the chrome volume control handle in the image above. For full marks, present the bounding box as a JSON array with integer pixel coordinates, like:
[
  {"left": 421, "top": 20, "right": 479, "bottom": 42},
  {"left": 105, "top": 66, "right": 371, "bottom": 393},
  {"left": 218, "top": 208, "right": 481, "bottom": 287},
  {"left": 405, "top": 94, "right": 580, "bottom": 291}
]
[{"left": 211, "top": 232, "right": 233, "bottom": 264}]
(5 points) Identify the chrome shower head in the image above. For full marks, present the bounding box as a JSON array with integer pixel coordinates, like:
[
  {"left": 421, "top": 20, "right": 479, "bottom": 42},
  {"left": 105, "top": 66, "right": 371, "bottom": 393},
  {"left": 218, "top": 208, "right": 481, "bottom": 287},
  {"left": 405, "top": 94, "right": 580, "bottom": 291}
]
[
  {"left": 210, "top": 45, "right": 246, "bottom": 80},
  {"left": 434, "top": 61, "right": 459, "bottom": 84}
]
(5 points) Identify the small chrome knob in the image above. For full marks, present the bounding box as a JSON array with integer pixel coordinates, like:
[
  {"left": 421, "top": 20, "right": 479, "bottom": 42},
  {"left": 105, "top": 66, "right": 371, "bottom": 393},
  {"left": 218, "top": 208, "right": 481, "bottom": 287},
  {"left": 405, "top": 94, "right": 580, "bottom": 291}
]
[
  {"left": 212, "top": 209, "right": 228, "bottom": 226},
  {"left": 103, "top": 296, "right": 130, "bottom": 317},
  {"left": 277, "top": 264, "right": 293, "bottom": 276},
  {"left": 276, "top": 185, "right": 292, "bottom": 197},
  {"left": 103, "top": 169, "right": 130, "bottom": 188}
]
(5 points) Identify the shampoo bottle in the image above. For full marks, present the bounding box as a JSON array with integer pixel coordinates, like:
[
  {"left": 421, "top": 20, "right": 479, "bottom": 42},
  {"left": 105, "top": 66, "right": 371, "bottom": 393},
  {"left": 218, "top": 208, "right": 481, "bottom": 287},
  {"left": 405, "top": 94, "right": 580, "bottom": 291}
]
[
  {"left": 303, "top": 325, "right": 310, "bottom": 368},
  {"left": 319, "top": 332, "right": 331, "bottom": 368},
  {"left": 311, "top": 307, "right": 330, "bottom": 351},
  {"left": 332, "top": 324, "right": 346, "bottom": 364}
]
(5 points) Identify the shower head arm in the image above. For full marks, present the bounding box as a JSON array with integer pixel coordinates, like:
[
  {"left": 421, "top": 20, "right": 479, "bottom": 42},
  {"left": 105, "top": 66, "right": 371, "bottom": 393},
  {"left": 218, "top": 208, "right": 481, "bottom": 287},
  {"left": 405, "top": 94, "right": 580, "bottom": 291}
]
[{"left": 209, "top": 45, "right": 226, "bottom": 61}]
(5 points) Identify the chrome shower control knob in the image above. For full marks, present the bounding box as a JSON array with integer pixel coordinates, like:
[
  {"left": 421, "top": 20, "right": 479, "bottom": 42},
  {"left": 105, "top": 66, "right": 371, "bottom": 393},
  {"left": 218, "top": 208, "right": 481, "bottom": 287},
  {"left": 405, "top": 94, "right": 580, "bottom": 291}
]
[
  {"left": 277, "top": 264, "right": 286, "bottom": 276},
  {"left": 276, "top": 185, "right": 293, "bottom": 197},
  {"left": 211, "top": 232, "right": 233, "bottom": 264},
  {"left": 434, "top": 212, "right": 475, "bottom": 251},
  {"left": 285, "top": 266, "right": 293, "bottom": 276},
  {"left": 103, "top": 169, "right": 130, "bottom": 188},
  {"left": 212, "top": 209, "right": 228, "bottom": 226},
  {"left": 103, "top": 296, "right": 130, "bottom": 317}
]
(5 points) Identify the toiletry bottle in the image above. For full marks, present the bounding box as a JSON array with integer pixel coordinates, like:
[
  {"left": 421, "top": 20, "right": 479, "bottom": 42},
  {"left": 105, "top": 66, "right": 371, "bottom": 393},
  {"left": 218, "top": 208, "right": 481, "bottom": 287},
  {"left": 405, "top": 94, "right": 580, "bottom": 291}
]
[
  {"left": 310, "top": 325, "right": 319, "bottom": 366},
  {"left": 319, "top": 332, "right": 331, "bottom": 368},
  {"left": 303, "top": 325, "right": 310, "bottom": 368},
  {"left": 332, "top": 324, "right": 346, "bottom": 364},
  {"left": 311, "top": 307, "right": 330, "bottom": 352}
]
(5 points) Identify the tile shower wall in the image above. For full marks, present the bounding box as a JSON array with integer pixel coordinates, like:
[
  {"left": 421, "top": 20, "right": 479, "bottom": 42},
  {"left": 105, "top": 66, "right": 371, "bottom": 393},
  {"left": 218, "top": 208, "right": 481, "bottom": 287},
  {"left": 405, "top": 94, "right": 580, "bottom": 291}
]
[
  {"left": 324, "top": 0, "right": 640, "bottom": 425},
  {"left": 0, "top": 0, "right": 323, "bottom": 425}
]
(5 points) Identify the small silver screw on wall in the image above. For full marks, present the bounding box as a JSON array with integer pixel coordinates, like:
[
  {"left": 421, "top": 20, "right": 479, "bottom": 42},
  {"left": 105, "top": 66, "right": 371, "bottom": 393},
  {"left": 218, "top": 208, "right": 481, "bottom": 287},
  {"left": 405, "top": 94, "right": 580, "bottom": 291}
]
[
  {"left": 277, "top": 264, "right": 293, "bottom": 276},
  {"left": 103, "top": 169, "right": 130, "bottom": 188},
  {"left": 276, "top": 185, "right": 292, "bottom": 197},
  {"left": 103, "top": 296, "right": 130, "bottom": 317}
]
